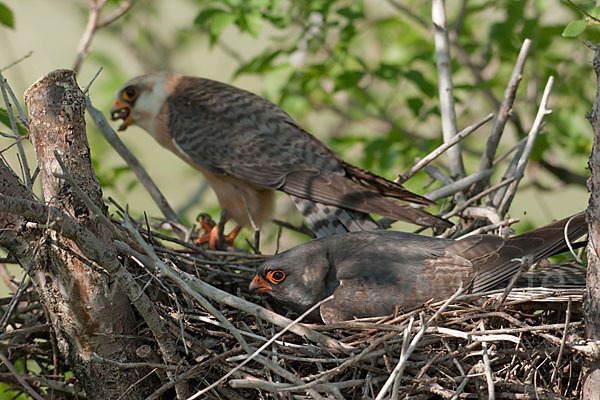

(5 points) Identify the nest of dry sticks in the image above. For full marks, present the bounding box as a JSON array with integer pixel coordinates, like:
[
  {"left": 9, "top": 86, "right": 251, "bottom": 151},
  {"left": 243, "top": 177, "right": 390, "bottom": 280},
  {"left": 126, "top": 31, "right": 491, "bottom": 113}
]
[{"left": 0, "top": 212, "right": 591, "bottom": 399}]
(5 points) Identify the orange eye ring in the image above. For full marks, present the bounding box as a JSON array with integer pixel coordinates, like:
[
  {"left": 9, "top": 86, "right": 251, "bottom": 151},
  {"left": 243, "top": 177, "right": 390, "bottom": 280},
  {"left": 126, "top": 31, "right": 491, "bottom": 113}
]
[
  {"left": 122, "top": 86, "right": 139, "bottom": 102},
  {"left": 266, "top": 270, "right": 286, "bottom": 284}
]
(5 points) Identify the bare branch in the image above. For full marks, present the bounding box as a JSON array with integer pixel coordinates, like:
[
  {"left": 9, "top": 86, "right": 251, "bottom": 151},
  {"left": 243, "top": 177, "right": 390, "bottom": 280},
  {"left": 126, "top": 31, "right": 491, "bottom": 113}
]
[
  {"left": 496, "top": 76, "right": 555, "bottom": 215},
  {"left": 73, "top": 0, "right": 131, "bottom": 73},
  {"left": 376, "top": 284, "right": 464, "bottom": 400},
  {"left": 0, "top": 75, "right": 31, "bottom": 189},
  {"left": 0, "top": 351, "right": 45, "bottom": 400},
  {"left": 478, "top": 39, "right": 531, "bottom": 175},
  {"left": 432, "top": 0, "right": 465, "bottom": 180},
  {"left": 426, "top": 169, "right": 493, "bottom": 201},
  {"left": 398, "top": 113, "right": 493, "bottom": 184}
]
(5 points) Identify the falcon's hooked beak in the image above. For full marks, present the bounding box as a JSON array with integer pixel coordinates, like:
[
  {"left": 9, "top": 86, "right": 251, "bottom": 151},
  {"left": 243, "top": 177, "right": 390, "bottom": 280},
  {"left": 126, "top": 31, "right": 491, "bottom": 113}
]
[
  {"left": 110, "top": 99, "right": 134, "bottom": 131},
  {"left": 249, "top": 275, "right": 272, "bottom": 293}
]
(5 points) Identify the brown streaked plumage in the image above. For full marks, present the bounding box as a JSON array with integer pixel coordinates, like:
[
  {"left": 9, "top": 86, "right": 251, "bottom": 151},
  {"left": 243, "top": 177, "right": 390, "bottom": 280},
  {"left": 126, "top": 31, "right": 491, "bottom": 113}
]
[
  {"left": 111, "top": 72, "right": 451, "bottom": 242},
  {"left": 250, "top": 213, "right": 587, "bottom": 324}
]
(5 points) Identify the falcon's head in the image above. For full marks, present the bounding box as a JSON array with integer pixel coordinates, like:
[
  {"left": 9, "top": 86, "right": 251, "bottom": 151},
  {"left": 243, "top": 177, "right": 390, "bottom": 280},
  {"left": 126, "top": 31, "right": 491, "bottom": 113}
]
[
  {"left": 249, "top": 239, "right": 340, "bottom": 316},
  {"left": 111, "top": 72, "right": 178, "bottom": 133}
]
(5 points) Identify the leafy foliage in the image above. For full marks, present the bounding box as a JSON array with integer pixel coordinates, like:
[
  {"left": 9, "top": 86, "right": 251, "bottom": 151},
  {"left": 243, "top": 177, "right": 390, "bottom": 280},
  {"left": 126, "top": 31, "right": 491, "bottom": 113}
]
[
  {"left": 186, "top": 0, "right": 594, "bottom": 187},
  {"left": 0, "top": 2, "right": 14, "bottom": 29},
  {"left": 0, "top": 108, "right": 27, "bottom": 136}
]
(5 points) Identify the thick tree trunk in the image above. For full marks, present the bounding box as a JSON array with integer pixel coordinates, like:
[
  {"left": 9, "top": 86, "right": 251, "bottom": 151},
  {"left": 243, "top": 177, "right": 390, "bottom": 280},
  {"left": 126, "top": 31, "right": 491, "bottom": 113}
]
[
  {"left": 0, "top": 69, "right": 154, "bottom": 399},
  {"left": 584, "top": 45, "right": 600, "bottom": 399}
]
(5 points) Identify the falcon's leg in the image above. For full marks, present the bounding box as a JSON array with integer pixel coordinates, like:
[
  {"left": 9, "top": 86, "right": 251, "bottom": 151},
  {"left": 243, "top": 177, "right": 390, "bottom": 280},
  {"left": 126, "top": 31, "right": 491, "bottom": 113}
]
[
  {"left": 215, "top": 209, "right": 226, "bottom": 250},
  {"left": 194, "top": 214, "right": 215, "bottom": 246},
  {"left": 239, "top": 192, "right": 261, "bottom": 253},
  {"left": 209, "top": 224, "right": 242, "bottom": 250},
  {"left": 251, "top": 230, "right": 261, "bottom": 254},
  {"left": 195, "top": 212, "right": 242, "bottom": 250}
]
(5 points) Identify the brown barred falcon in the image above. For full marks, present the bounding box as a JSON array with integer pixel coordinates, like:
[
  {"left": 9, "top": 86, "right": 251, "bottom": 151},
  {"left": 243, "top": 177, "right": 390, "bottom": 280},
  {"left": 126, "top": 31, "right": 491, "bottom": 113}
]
[{"left": 111, "top": 73, "right": 450, "bottom": 247}]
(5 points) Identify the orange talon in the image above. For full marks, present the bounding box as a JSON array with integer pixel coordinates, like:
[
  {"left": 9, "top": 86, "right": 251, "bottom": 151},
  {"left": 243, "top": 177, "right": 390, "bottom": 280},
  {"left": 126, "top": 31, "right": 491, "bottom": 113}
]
[
  {"left": 208, "top": 224, "right": 242, "bottom": 250},
  {"left": 225, "top": 225, "right": 242, "bottom": 244},
  {"left": 195, "top": 214, "right": 216, "bottom": 246},
  {"left": 196, "top": 219, "right": 243, "bottom": 250}
]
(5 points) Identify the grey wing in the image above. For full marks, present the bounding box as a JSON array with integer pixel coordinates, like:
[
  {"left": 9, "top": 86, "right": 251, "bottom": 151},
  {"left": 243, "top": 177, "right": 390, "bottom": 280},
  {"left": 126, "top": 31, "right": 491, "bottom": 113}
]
[
  {"left": 320, "top": 232, "right": 471, "bottom": 323},
  {"left": 462, "top": 212, "right": 587, "bottom": 293}
]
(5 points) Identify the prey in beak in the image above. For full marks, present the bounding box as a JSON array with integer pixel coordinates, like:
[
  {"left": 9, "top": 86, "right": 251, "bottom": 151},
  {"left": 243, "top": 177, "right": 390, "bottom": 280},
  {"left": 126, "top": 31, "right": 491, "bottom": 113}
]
[
  {"left": 249, "top": 275, "right": 272, "bottom": 293},
  {"left": 110, "top": 99, "right": 133, "bottom": 131}
]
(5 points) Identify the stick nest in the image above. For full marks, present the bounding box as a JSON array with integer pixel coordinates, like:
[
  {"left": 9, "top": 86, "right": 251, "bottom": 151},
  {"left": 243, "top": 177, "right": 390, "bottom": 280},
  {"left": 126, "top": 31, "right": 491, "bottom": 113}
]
[{"left": 0, "top": 222, "right": 590, "bottom": 400}]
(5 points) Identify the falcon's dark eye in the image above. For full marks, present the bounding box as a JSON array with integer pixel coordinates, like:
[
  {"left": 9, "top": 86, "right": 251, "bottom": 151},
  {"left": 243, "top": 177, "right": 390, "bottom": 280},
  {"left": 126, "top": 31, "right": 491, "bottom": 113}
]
[
  {"left": 266, "top": 270, "right": 286, "bottom": 284},
  {"left": 122, "top": 86, "right": 139, "bottom": 102}
]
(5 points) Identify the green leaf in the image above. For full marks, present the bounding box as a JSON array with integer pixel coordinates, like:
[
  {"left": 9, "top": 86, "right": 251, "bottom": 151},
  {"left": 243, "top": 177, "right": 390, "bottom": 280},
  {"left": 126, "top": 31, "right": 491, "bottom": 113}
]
[
  {"left": 333, "top": 71, "right": 364, "bottom": 91},
  {"left": 234, "top": 49, "right": 284, "bottom": 77},
  {"left": 404, "top": 70, "right": 436, "bottom": 97},
  {"left": 210, "top": 11, "right": 237, "bottom": 37},
  {"left": 374, "top": 63, "right": 400, "bottom": 81},
  {"left": 0, "top": 108, "right": 27, "bottom": 135},
  {"left": 407, "top": 97, "right": 424, "bottom": 116},
  {"left": 0, "top": 2, "right": 14, "bottom": 28},
  {"left": 337, "top": 5, "right": 364, "bottom": 20},
  {"left": 562, "top": 20, "right": 587, "bottom": 37},
  {"left": 193, "top": 8, "right": 225, "bottom": 27},
  {"left": 590, "top": 6, "right": 600, "bottom": 20},
  {"left": 242, "top": 12, "right": 263, "bottom": 37}
]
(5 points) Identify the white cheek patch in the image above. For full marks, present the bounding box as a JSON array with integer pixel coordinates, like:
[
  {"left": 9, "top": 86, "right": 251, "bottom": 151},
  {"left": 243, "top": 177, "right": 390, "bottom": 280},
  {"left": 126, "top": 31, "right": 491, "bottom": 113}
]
[{"left": 132, "top": 76, "right": 169, "bottom": 133}]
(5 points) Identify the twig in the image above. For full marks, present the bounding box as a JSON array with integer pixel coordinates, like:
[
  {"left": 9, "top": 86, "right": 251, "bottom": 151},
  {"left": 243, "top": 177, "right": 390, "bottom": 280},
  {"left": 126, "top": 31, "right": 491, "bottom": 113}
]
[
  {"left": 73, "top": 0, "right": 132, "bottom": 73},
  {"left": 398, "top": 113, "right": 493, "bottom": 183},
  {"left": 458, "top": 218, "right": 519, "bottom": 238},
  {"left": 461, "top": 206, "right": 502, "bottom": 225},
  {"left": 564, "top": 214, "right": 584, "bottom": 263},
  {"left": 188, "top": 295, "right": 334, "bottom": 399},
  {"left": 0, "top": 51, "right": 33, "bottom": 72},
  {"left": 423, "top": 164, "right": 453, "bottom": 185},
  {"left": 494, "top": 256, "right": 532, "bottom": 310},
  {"left": 229, "top": 376, "right": 387, "bottom": 391},
  {"left": 451, "top": 364, "right": 479, "bottom": 400},
  {"left": 0, "top": 350, "right": 45, "bottom": 400},
  {"left": 492, "top": 138, "right": 527, "bottom": 167},
  {"left": 496, "top": 76, "right": 555, "bottom": 215},
  {"left": 53, "top": 151, "right": 122, "bottom": 239},
  {"left": 0, "top": 240, "right": 42, "bottom": 330},
  {"left": 90, "top": 353, "right": 182, "bottom": 371},
  {"left": 435, "top": 327, "right": 519, "bottom": 344},
  {"left": 0, "top": 76, "right": 31, "bottom": 189},
  {"left": 479, "top": 321, "right": 496, "bottom": 400},
  {"left": 442, "top": 178, "right": 515, "bottom": 219},
  {"left": 477, "top": 39, "right": 531, "bottom": 174},
  {"left": 426, "top": 169, "right": 493, "bottom": 201},
  {"left": 567, "top": 0, "right": 600, "bottom": 23},
  {"left": 376, "top": 283, "right": 465, "bottom": 400},
  {"left": 387, "top": 0, "right": 428, "bottom": 28},
  {"left": 432, "top": 0, "right": 465, "bottom": 180},
  {"left": 83, "top": 66, "right": 103, "bottom": 94},
  {"left": 550, "top": 297, "right": 572, "bottom": 384}
]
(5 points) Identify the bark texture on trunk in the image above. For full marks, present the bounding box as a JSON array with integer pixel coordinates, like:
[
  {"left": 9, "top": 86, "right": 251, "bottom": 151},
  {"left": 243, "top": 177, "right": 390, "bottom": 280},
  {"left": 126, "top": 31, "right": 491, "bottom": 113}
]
[
  {"left": 0, "top": 69, "right": 153, "bottom": 399},
  {"left": 584, "top": 45, "right": 600, "bottom": 400}
]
